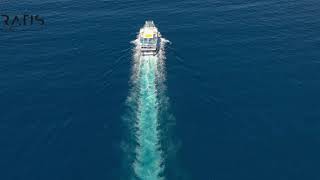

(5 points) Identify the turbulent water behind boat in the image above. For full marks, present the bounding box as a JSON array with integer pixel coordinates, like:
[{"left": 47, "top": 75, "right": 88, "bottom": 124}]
[{"left": 122, "top": 39, "right": 171, "bottom": 180}]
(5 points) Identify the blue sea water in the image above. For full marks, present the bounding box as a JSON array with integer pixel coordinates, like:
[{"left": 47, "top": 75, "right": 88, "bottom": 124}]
[{"left": 1, "top": 0, "right": 320, "bottom": 179}]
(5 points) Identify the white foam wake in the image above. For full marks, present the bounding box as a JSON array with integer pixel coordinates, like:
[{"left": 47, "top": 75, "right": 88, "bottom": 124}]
[{"left": 123, "top": 38, "right": 169, "bottom": 180}]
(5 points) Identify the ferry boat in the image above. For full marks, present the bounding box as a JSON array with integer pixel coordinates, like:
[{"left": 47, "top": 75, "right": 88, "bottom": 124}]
[{"left": 138, "top": 21, "right": 161, "bottom": 56}]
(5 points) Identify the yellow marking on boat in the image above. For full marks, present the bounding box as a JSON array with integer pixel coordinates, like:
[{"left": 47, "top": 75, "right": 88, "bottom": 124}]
[{"left": 144, "top": 33, "right": 153, "bottom": 38}]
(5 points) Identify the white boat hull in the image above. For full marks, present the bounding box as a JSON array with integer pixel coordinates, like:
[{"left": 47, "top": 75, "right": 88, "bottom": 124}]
[{"left": 138, "top": 21, "right": 161, "bottom": 56}]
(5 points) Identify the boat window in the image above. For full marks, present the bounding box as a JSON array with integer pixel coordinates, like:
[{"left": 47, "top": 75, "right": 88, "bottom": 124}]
[{"left": 141, "top": 37, "right": 157, "bottom": 45}]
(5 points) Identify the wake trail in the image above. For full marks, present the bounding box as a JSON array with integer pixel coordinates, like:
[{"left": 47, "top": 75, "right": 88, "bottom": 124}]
[
  {"left": 133, "top": 55, "right": 163, "bottom": 180},
  {"left": 122, "top": 39, "right": 169, "bottom": 180}
]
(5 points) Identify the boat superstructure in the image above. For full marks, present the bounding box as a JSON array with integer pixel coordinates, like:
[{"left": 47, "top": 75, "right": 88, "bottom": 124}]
[{"left": 138, "top": 21, "right": 161, "bottom": 56}]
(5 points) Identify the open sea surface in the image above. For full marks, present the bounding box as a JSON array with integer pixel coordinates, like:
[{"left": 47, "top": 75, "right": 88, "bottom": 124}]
[{"left": 1, "top": 0, "right": 320, "bottom": 179}]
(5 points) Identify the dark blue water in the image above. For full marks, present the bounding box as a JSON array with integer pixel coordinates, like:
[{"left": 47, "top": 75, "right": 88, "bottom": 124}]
[{"left": 1, "top": 0, "right": 320, "bottom": 179}]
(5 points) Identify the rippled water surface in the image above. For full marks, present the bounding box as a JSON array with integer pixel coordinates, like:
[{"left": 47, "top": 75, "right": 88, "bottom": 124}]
[{"left": 1, "top": 0, "right": 320, "bottom": 179}]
